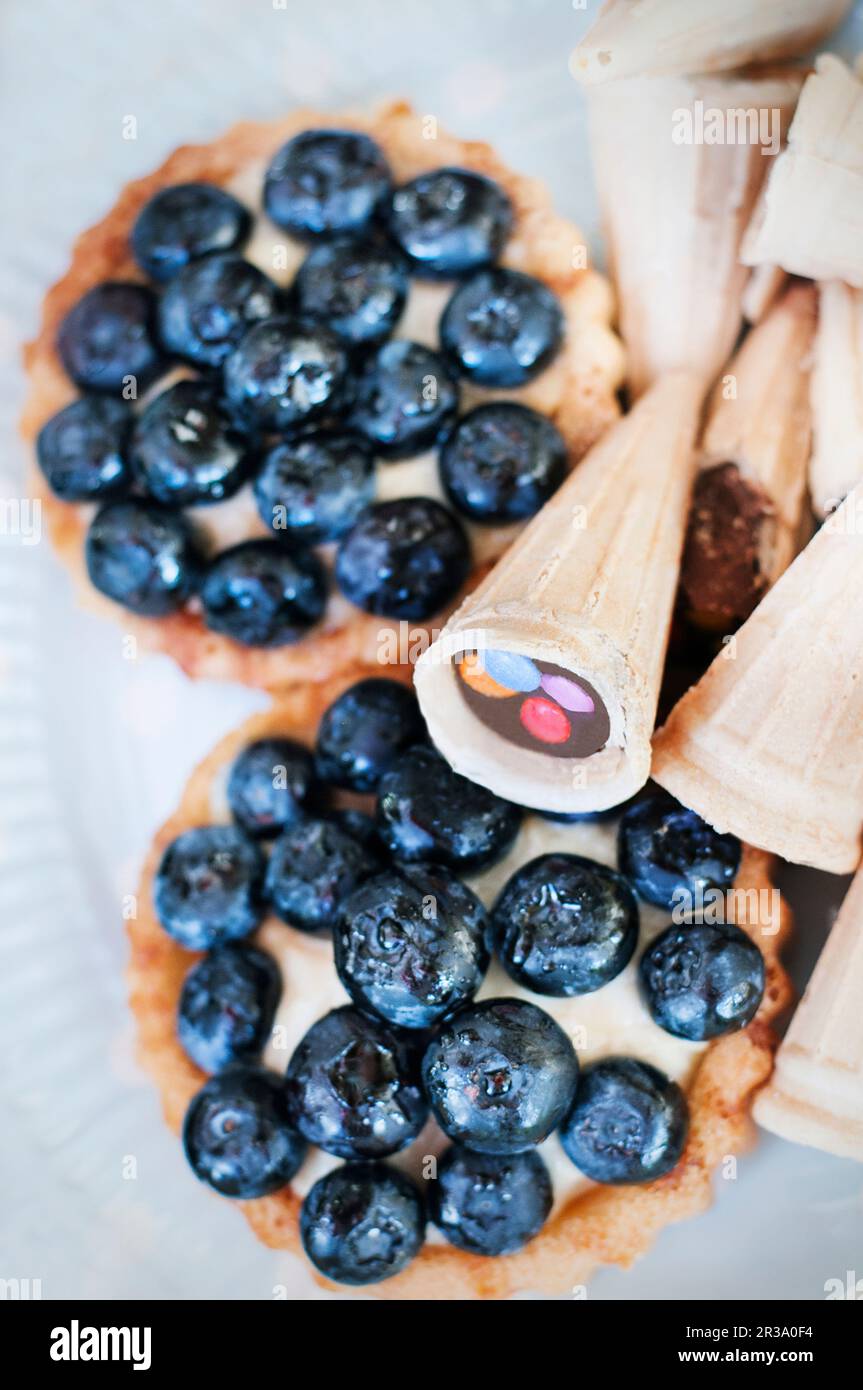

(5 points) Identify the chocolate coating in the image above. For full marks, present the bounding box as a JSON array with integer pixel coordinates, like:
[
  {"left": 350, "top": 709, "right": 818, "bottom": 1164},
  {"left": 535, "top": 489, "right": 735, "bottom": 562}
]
[
  {"left": 457, "top": 653, "right": 610, "bottom": 760},
  {"left": 680, "top": 463, "right": 774, "bottom": 630}
]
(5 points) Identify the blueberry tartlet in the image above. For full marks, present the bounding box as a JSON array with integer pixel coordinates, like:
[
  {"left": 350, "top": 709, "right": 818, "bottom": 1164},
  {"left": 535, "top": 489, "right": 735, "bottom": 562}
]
[
  {"left": 23, "top": 101, "right": 624, "bottom": 689},
  {"left": 129, "top": 671, "right": 791, "bottom": 1299}
]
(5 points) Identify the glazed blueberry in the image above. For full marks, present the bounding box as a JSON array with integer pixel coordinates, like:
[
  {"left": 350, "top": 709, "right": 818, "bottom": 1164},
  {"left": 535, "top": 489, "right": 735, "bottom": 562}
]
[
  {"left": 300, "top": 1161, "right": 425, "bottom": 1286},
  {"left": 158, "top": 254, "right": 280, "bottom": 368},
  {"left": 223, "top": 316, "right": 350, "bottom": 436},
  {"left": 130, "top": 378, "right": 250, "bottom": 506},
  {"left": 618, "top": 793, "right": 741, "bottom": 912},
  {"left": 350, "top": 339, "right": 459, "bottom": 460},
  {"left": 58, "top": 282, "right": 163, "bottom": 393},
  {"left": 429, "top": 1146, "right": 552, "bottom": 1255},
  {"left": 285, "top": 1006, "right": 427, "bottom": 1159},
  {"left": 440, "top": 266, "right": 564, "bottom": 387},
  {"left": 265, "top": 815, "right": 378, "bottom": 934},
  {"left": 388, "top": 167, "right": 513, "bottom": 278},
  {"left": 292, "top": 238, "right": 408, "bottom": 345},
  {"left": 421, "top": 998, "right": 579, "bottom": 1154},
  {"left": 85, "top": 499, "right": 202, "bottom": 615},
  {"left": 491, "top": 853, "right": 638, "bottom": 997},
  {"left": 131, "top": 182, "right": 251, "bottom": 282},
  {"left": 183, "top": 1064, "right": 305, "bottom": 1198},
  {"left": 315, "top": 677, "right": 425, "bottom": 792},
  {"left": 440, "top": 402, "right": 566, "bottom": 523},
  {"left": 336, "top": 498, "right": 470, "bottom": 620},
  {"left": 264, "top": 129, "right": 392, "bottom": 240},
  {"left": 559, "top": 1057, "right": 688, "bottom": 1184},
  {"left": 376, "top": 744, "right": 521, "bottom": 870},
  {"left": 36, "top": 395, "right": 131, "bottom": 501},
  {"left": 254, "top": 433, "right": 374, "bottom": 544},
  {"left": 639, "top": 922, "right": 765, "bottom": 1041},
  {"left": 201, "top": 540, "right": 327, "bottom": 647},
  {"left": 335, "top": 862, "right": 489, "bottom": 1029},
  {"left": 227, "top": 737, "right": 315, "bottom": 838},
  {"left": 154, "top": 825, "right": 265, "bottom": 951},
  {"left": 178, "top": 942, "right": 280, "bottom": 1073}
]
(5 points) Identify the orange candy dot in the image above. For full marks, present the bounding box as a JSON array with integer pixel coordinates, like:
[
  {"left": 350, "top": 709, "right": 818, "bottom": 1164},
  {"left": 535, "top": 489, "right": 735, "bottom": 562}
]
[
  {"left": 458, "top": 651, "right": 516, "bottom": 699},
  {"left": 520, "top": 695, "right": 571, "bottom": 744}
]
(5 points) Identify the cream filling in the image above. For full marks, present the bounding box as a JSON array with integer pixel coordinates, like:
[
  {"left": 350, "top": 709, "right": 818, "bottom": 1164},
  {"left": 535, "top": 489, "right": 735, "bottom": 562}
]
[{"left": 207, "top": 768, "right": 706, "bottom": 1224}]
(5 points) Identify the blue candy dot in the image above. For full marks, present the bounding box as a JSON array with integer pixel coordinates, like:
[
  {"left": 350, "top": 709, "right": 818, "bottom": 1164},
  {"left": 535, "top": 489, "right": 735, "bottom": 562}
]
[{"left": 482, "top": 650, "right": 541, "bottom": 692}]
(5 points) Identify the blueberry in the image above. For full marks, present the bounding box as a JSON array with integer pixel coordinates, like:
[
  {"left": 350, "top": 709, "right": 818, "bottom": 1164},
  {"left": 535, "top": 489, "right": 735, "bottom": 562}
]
[
  {"left": 439, "top": 402, "right": 566, "bottom": 523},
  {"left": 335, "top": 862, "right": 489, "bottom": 1029},
  {"left": 130, "top": 378, "right": 250, "bottom": 505},
  {"left": 158, "top": 254, "right": 280, "bottom": 368},
  {"left": 85, "top": 499, "right": 202, "bottom": 615},
  {"left": 639, "top": 922, "right": 765, "bottom": 1041},
  {"left": 254, "top": 433, "right": 373, "bottom": 544},
  {"left": 154, "top": 825, "right": 265, "bottom": 950},
  {"left": 618, "top": 793, "right": 741, "bottom": 912},
  {"left": 421, "top": 998, "right": 578, "bottom": 1154},
  {"left": 376, "top": 744, "right": 521, "bottom": 870},
  {"left": 301, "top": 1161, "right": 424, "bottom": 1285},
  {"left": 201, "top": 539, "right": 327, "bottom": 647},
  {"left": 559, "top": 1057, "right": 688, "bottom": 1184},
  {"left": 285, "top": 1006, "right": 427, "bottom": 1159},
  {"left": 349, "top": 339, "right": 459, "bottom": 459},
  {"left": 491, "top": 853, "right": 638, "bottom": 997},
  {"left": 223, "top": 316, "right": 350, "bottom": 435},
  {"left": 183, "top": 1065, "right": 305, "bottom": 1198},
  {"left": 440, "top": 267, "right": 564, "bottom": 387},
  {"left": 58, "top": 282, "right": 163, "bottom": 393},
  {"left": 227, "top": 737, "right": 315, "bottom": 838},
  {"left": 429, "top": 1146, "right": 552, "bottom": 1255},
  {"left": 292, "top": 238, "right": 407, "bottom": 345},
  {"left": 335, "top": 498, "right": 470, "bottom": 620},
  {"left": 265, "top": 815, "right": 378, "bottom": 934},
  {"left": 315, "top": 678, "right": 425, "bottom": 792},
  {"left": 131, "top": 182, "right": 251, "bottom": 283},
  {"left": 264, "top": 129, "right": 392, "bottom": 240},
  {"left": 178, "top": 942, "right": 281, "bottom": 1073},
  {"left": 388, "top": 166, "right": 513, "bottom": 278},
  {"left": 36, "top": 395, "right": 131, "bottom": 501}
]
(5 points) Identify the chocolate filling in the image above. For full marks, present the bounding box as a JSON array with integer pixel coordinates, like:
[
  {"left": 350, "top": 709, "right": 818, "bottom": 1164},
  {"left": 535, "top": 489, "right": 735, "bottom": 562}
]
[
  {"left": 457, "top": 652, "right": 611, "bottom": 760},
  {"left": 680, "top": 462, "right": 774, "bottom": 630}
]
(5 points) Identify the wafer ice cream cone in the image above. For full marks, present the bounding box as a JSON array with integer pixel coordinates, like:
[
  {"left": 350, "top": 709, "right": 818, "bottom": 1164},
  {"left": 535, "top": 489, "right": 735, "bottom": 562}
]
[
  {"left": 680, "top": 283, "right": 816, "bottom": 629},
  {"left": 589, "top": 68, "right": 803, "bottom": 396},
  {"left": 653, "top": 485, "right": 863, "bottom": 872},
  {"left": 809, "top": 280, "right": 863, "bottom": 518},
  {"left": 742, "top": 264, "right": 788, "bottom": 325},
  {"left": 755, "top": 866, "right": 863, "bottom": 1161},
  {"left": 742, "top": 56, "right": 863, "bottom": 289},
  {"left": 570, "top": 0, "right": 851, "bottom": 85},
  {"left": 414, "top": 372, "right": 703, "bottom": 814}
]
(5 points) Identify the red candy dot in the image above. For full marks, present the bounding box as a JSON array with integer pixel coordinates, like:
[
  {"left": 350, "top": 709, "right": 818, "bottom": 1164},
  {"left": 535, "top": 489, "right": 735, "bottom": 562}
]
[{"left": 520, "top": 696, "right": 571, "bottom": 745}]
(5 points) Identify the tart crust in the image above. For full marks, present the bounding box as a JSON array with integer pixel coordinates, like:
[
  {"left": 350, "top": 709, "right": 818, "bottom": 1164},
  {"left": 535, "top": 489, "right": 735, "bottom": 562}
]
[
  {"left": 128, "top": 670, "right": 792, "bottom": 1300},
  {"left": 22, "top": 100, "right": 625, "bottom": 690}
]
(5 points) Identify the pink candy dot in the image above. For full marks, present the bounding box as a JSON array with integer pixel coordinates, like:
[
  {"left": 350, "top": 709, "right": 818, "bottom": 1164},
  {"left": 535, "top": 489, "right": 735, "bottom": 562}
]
[
  {"left": 540, "top": 674, "right": 595, "bottom": 714},
  {"left": 520, "top": 696, "right": 571, "bottom": 745}
]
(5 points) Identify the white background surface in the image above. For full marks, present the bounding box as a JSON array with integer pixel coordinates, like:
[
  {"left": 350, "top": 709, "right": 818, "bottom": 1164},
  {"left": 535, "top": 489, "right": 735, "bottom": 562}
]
[{"left": 1, "top": 0, "right": 861, "bottom": 1300}]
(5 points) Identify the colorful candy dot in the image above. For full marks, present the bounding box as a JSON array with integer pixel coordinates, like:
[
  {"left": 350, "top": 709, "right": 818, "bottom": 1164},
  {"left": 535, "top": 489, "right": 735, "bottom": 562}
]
[
  {"left": 540, "top": 673, "right": 595, "bottom": 714},
  {"left": 483, "top": 650, "right": 541, "bottom": 693},
  {"left": 459, "top": 651, "right": 515, "bottom": 698},
  {"left": 520, "top": 695, "right": 571, "bottom": 745}
]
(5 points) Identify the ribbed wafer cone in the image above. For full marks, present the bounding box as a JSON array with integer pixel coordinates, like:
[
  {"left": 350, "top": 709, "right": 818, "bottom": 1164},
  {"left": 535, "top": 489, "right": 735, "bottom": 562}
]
[
  {"left": 698, "top": 282, "right": 816, "bottom": 588},
  {"left": 741, "top": 56, "right": 863, "bottom": 289},
  {"left": 741, "top": 264, "right": 788, "bottom": 325},
  {"left": 755, "top": 866, "right": 863, "bottom": 1160},
  {"left": 414, "top": 372, "right": 703, "bottom": 813},
  {"left": 809, "top": 280, "right": 863, "bottom": 518},
  {"left": 570, "top": 0, "right": 850, "bottom": 85},
  {"left": 653, "top": 485, "right": 863, "bottom": 872},
  {"left": 589, "top": 68, "right": 803, "bottom": 396}
]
